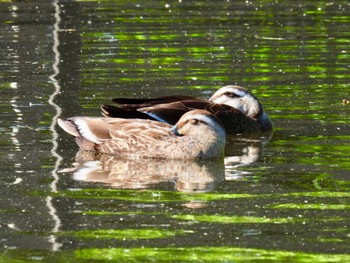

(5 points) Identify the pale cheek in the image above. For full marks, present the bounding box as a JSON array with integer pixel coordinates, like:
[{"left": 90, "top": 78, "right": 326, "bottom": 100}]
[
  {"left": 178, "top": 124, "right": 200, "bottom": 135},
  {"left": 212, "top": 96, "right": 230, "bottom": 105},
  {"left": 176, "top": 127, "right": 188, "bottom": 135},
  {"left": 224, "top": 100, "right": 245, "bottom": 112}
]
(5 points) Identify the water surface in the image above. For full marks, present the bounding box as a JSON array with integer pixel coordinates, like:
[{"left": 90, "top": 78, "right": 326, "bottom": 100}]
[{"left": 0, "top": 0, "right": 350, "bottom": 262}]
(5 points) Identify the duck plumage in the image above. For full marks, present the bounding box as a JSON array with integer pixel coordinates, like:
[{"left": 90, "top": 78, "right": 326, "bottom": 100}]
[
  {"left": 58, "top": 109, "right": 226, "bottom": 159},
  {"left": 101, "top": 85, "right": 272, "bottom": 133}
]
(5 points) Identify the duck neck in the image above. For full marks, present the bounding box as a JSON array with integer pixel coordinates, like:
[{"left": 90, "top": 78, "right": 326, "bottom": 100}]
[{"left": 182, "top": 129, "right": 226, "bottom": 159}]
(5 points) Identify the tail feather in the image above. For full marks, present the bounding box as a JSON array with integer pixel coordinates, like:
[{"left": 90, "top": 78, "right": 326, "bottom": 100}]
[
  {"left": 57, "top": 117, "right": 104, "bottom": 150},
  {"left": 57, "top": 118, "right": 80, "bottom": 137}
]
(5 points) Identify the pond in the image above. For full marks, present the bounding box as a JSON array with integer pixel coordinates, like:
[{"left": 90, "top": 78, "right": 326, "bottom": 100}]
[{"left": 0, "top": 0, "right": 350, "bottom": 262}]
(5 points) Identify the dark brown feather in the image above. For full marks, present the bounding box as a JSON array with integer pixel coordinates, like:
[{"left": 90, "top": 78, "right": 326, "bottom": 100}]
[
  {"left": 112, "top": 95, "right": 194, "bottom": 109},
  {"left": 139, "top": 100, "right": 209, "bottom": 125},
  {"left": 101, "top": 104, "right": 158, "bottom": 120},
  {"left": 101, "top": 87, "right": 272, "bottom": 134},
  {"left": 102, "top": 98, "right": 262, "bottom": 133}
]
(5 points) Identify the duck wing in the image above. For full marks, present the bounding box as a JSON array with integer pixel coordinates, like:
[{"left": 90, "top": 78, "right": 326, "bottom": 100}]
[
  {"left": 204, "top": 104, "right": 261, "bottom": 133},
  {"left": 112, "top": 95, "right": 195, "bottom": 109},
  {"left": 101, "top": 97, "right": 210, "bottom": 124},
  {"left": 102, "top": 96, "right": 262, "bottom": 134},
  {"left": 139, "top": 99, "right": 211, "bottom": 125},
  {"left": 101, "top": 104, "right": 158, "bottom": 120},
  {"left": 138, "top": 100, "right": 260, "bottom": 132}
]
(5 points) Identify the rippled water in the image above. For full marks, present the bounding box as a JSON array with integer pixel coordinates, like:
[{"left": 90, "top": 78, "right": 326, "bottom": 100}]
[{"left": 1, "top": 0, "right": 350, "bottom": 262}]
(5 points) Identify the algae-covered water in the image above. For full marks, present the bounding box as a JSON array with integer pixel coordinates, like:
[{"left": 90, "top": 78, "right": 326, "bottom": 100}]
[{"left": 0, "top": 0, "right": 349, "bottom": 262}]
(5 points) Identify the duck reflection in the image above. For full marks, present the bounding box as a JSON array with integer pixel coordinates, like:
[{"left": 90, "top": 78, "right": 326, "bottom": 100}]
[
  {"left": 65, "top": 152, "right": 225, "bottom": 193},
  {"left": 62, "top": 131, "right": 272, "bottom": 193},
  {"left": 224, "top": 131, "right": 272, "bottom": 181}
]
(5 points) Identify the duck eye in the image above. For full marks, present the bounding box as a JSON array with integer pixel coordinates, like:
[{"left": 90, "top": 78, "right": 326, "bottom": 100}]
[
  {"left": 224, "top": 92, "right": 239, "bottom": 98},
  {"left": 190, "top": 119, "right": 199, "bottom": 125}
]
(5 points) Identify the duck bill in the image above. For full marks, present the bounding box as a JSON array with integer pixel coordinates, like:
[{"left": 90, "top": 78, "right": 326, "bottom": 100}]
[{"left": 171, "top": 126, "right": 181, "bottom": 136}]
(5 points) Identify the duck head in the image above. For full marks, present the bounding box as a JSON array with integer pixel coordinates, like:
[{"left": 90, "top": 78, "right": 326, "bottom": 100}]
[
  {"left": 172, "top": 109, "right": 226, "bottom": 139},
  {"left": 209, "top": 85, "right": 272, "bottom": 131},
  {"left": 209, "top": 85, "right": 262, "bottom": 118}
]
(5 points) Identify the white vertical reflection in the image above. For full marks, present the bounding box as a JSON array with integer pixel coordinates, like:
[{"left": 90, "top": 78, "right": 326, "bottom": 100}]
[
  {"left": 46, "top": 0, "right": 63, "bottom": 251},
  {"left": 10, "top": 20, "right": 22, "bottom": 169}
]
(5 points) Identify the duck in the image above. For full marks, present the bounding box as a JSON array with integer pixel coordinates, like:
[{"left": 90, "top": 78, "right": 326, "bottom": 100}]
[
  {"left": 101, "top": 85, "right": 272, "bottom": 134},
  {"left": 57, "top": 109, "right": 226, "bottom": 159}
]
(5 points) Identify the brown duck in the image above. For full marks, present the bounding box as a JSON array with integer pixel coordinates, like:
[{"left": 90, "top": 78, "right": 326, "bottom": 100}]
[
  {"left": 101, "top": 85, "right": 272, "bottom": 134},
  {"left": 57, "top": 109, "right": 226, "bottom": 159}
]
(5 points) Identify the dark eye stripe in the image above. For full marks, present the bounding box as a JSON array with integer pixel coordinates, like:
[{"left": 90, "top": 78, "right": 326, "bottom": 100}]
[
  {"left": 224, "top": 92, "right": 240, "bottom": 98},
  {"left": 191, "top": 118, "right": 211, "bottom": 126}
]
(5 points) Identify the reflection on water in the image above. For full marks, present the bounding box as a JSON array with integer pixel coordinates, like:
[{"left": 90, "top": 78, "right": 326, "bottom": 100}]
[
  {"left": 224, "top": 132, "right": 272, "bottom": 180},
  {"left": 1, "top": 0, "right": 350, "bottom": 262},
  {"left": 63, "top": 154, "right": 225, "bottom": 193},
  {"left": 46, "top": 0, "right": 63, "bottom": 252},
  {"left": 59, "top": 132, "right": 269, "bottom": 193}
]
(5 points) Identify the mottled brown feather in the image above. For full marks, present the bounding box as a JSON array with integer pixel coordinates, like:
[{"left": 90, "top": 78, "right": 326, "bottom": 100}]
[{"left": 58, "top": 110, "right": 226, "bottom": 159}]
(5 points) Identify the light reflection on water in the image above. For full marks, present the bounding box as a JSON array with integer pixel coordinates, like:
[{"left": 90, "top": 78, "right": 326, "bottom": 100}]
[
  {"left": 65, "top": 155, "right": 225, "bottom": 193},
  {"left": 46, "top": 0, "right": 63, "bottom": 252},
  {"left": 0, "top": 0, "right": 350, "bottom": 261}
]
